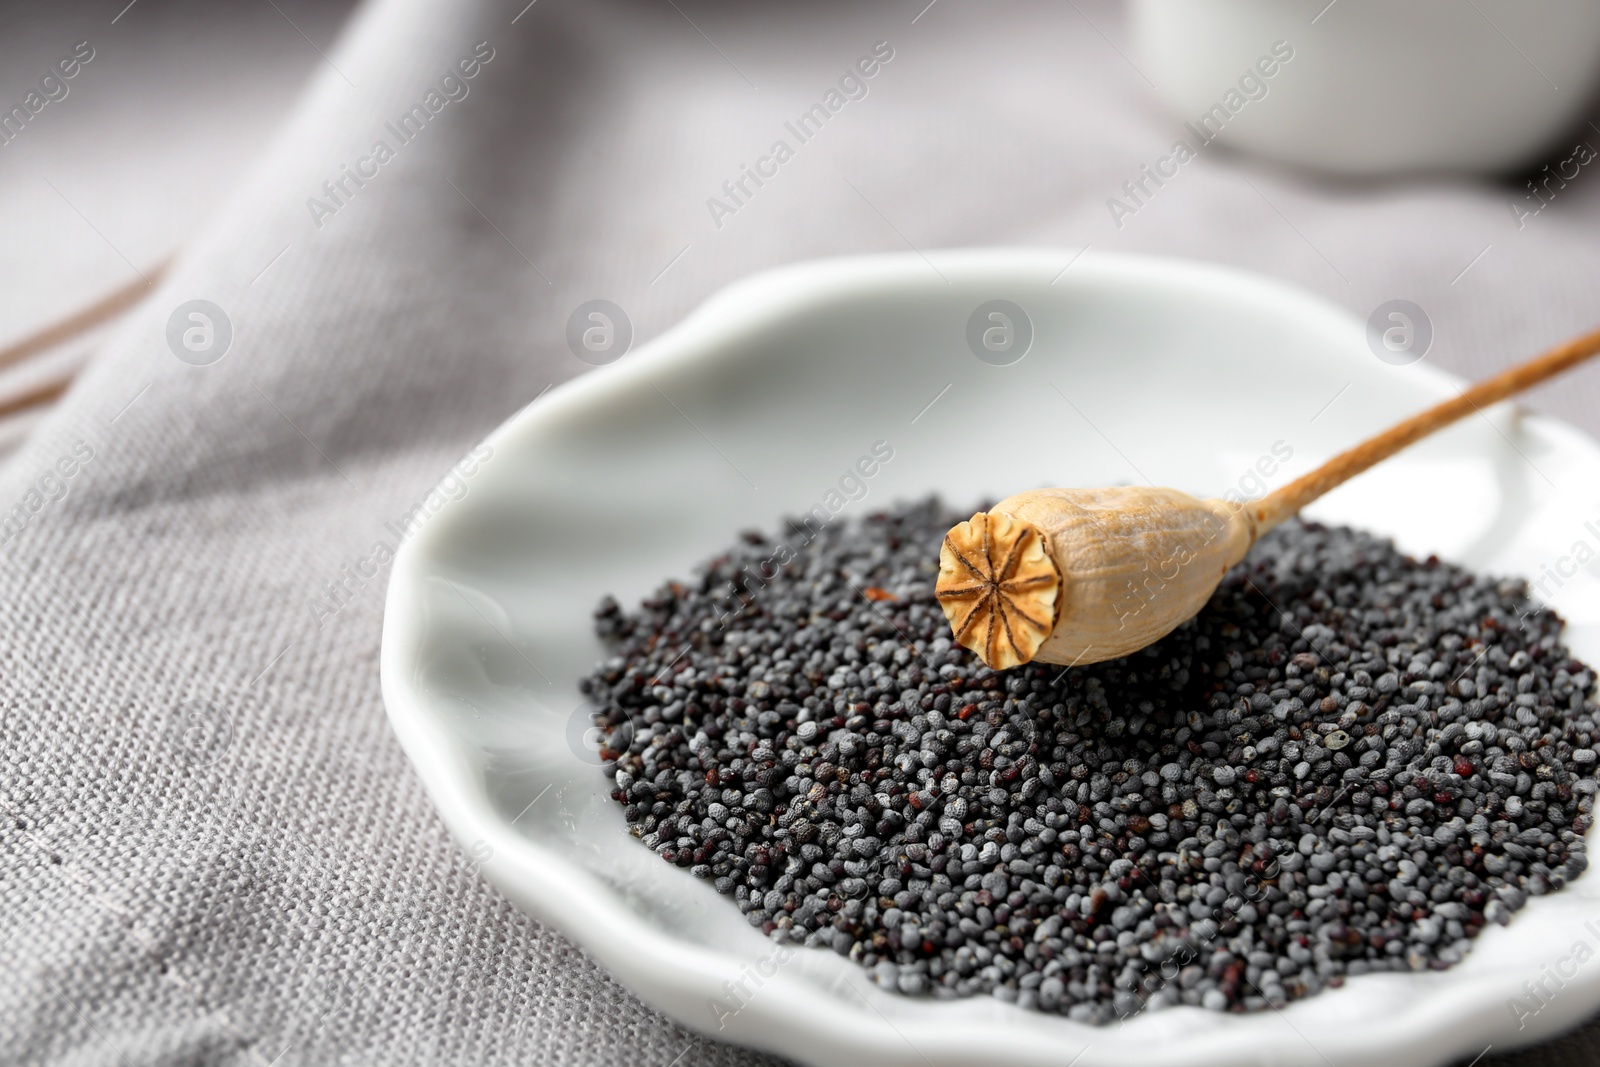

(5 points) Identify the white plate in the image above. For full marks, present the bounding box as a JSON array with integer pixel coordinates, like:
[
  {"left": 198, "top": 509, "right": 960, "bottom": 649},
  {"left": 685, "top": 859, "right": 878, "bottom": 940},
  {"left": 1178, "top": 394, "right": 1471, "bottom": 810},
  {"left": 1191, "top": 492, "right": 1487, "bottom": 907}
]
[{"left": 381, "top": 250, "right": 1600, "bottom": 1067}]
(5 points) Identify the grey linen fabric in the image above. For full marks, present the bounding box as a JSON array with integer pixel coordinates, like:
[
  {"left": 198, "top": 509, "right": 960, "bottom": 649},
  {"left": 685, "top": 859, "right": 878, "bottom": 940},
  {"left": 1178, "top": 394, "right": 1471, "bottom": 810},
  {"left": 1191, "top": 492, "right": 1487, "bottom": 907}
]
[{"left": 6, "top": 0, "right": 1600, "bottom": 1064}]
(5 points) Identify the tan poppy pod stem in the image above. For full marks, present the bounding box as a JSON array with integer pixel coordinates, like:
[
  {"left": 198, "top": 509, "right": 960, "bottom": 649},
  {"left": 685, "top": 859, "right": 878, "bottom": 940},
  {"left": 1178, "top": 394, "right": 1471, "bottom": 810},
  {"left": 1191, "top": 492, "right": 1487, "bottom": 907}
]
[{"left": 939, "top": 322, "right": 1600, "bottom": 670}]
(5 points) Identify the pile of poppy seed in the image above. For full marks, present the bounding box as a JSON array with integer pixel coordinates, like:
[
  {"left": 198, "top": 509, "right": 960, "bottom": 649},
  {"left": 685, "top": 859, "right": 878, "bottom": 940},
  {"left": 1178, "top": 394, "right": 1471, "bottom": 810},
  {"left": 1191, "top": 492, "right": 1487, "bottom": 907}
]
[{"left": 580, "top": 497, "right": 1598, "bottom": 1020}]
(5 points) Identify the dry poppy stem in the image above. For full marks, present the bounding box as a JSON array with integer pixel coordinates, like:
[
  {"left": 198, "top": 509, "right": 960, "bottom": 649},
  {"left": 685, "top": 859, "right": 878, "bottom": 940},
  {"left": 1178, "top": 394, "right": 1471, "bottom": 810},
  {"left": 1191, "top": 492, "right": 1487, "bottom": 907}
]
[
  {"left": 938, "top": 322, "right": 1600, "bottom": 670},
  {"left": 0, "top": 259, "right": 170, "bottom": 372},
  {"left": 1250, "top": 321, "right": 1600, "bottom": 532},
  {"left": 0, "top": 259, "right": 172, "bottom": 422},
  {"left": 0, "top": 375, "right": 73, "bottom": 422}
]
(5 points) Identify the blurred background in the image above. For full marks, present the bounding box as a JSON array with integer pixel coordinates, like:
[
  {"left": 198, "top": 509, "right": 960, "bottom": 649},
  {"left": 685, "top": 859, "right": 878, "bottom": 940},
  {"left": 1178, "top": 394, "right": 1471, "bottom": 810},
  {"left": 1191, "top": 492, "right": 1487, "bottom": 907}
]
[
  {"left": 7, "top": 0, "right": 1600, "bottom": 446},
  {"left": 0, "top": 0, "right": 357, "bottom": 450},
  {"left": 8, "top": 1, "right": 1600, "bottom": 1065}
]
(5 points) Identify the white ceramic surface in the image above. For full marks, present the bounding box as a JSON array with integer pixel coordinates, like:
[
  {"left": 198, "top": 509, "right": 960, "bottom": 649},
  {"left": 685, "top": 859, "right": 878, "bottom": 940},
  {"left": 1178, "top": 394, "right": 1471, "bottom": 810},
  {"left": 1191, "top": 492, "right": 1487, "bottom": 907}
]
[
  {"left": 381, "top": 250, "right": 1600, "bottom": 1067},
  {"left": 1128, "top": 0, "right": 1600, "bottom": 176}
]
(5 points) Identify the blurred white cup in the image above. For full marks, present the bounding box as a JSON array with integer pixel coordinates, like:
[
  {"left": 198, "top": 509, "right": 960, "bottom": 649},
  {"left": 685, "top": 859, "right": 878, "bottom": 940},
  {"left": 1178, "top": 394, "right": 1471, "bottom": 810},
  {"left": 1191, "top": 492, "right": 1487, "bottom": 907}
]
[{"left": 1128, "top": 0, "right": 1600, "bottom": 176}]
